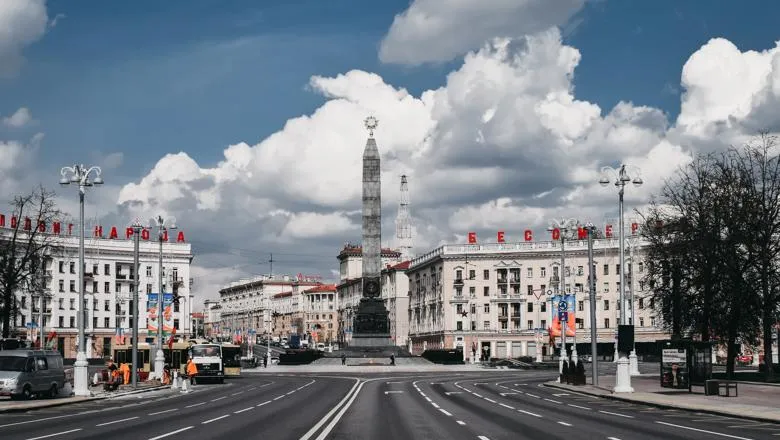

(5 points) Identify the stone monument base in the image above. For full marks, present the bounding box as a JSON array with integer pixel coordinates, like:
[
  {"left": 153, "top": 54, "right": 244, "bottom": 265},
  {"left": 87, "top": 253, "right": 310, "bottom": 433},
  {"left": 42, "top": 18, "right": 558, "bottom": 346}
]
[{"left": 350, "top": 334, "right": 392, "bottom": 348}]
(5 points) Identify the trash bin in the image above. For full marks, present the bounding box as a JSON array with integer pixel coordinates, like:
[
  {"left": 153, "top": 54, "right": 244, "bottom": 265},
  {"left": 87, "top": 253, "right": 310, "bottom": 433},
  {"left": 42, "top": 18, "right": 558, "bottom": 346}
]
[{"left": 705, "top": 380, "right": 719, "bottom": 396}]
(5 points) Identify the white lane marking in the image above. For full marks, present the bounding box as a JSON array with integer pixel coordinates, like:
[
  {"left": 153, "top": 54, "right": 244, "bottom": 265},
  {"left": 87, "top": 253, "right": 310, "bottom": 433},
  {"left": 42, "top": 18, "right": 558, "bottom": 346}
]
[
  {"left": 385, "top": 391, "right": 404, "bottom": 394},
  {"left": 518, "top": 409, "right": 543, "bottom": 418},
  {"left": 149, "top": 408, "right": 178, "bottom": 415},
  {"left": 515, "top": 384, "right": 528, "bottom": 386},
  {"left": 286, "top": 391, "right": 295, "bottom": 395},
  {"left": 544, "top": 398, "right": 562, "bottom": 404},
  {"left": 273, "top": 395, "right": 285, "bottom": 400},
  {"left": 425, "top": 396, "right": 433, "bottom": 402},
  {"left": 526, "top": 393, "right": 540, "bottom": 399},
  {"left": 474, "top": 383, "right": 487, "bottom": 386},
  {"left": 185, "top": 402, "right": 205, "bottom": 408},
  {"left": 607, "top": 437, "right": 622, "bottom": 440},
  {"left": 599, "top": 410, "right": 635, "bottom": 419},
  {"left": 299, "top": 379, "right": 362, "bottom": 440},
  {"left": 445, "top": 391, "right": 463, "bottom": 395},
  {"left": 420, "top": 392, "right": 427, "bottom": 397},
  {"left": 386, "top": 381, "right": 404, "bottom": 384},
  {"left": 478, "top": 436, "right": 491, "bottom": 440},
  {"left": 247, "top": 387, "right": 256, "bottom": 391},
  {"left": 439, "top": 409, "right": 452, "bottom": 416},
  {"left": 27, "top": 429, "right": 83, "bottom": 440},
  {"left": 557, "top": 421, "right": 573, "bottom": 427},
  {"left": 499, "top": 392, "right": 517, "bottom": 396},
  {"left": 148, "top": 426, "right": 194, "bottom": 440},
  {"left": 456, "top": 420, "right": 466, "bottom": 425},
  {"left": 202, "top": 415, "right": 230, "bottom": 424},
  {"left": 231, "top": 391, "right": 244, "bottom": 396},
  {"left": 311, "top": 381, "right": 367, "bottom": 440},
  {"left": 553, "top": 393, "right": 570, "bottom": 397},
  {"left": 500, "top": 403, "right": 515, "bottom": 410},
  {"left": 211, "top": 396, "right": 226, "bottom": 402},
  {"left": 96, "top": 416, "right": 140, "bottom": 427},
  {"left": 473, "top": 393, "right": 483, "bottom": 398},
  {"left": 655, "top": 421, "right": 755, "bottom": 440},
  {"left": 431, "top": 402, "right": 440, "bottom": 409},
  {"left": 0, "top": 414, "right": 78, "bottom": 428},
  {"left": 568, "top": 404, "right": 591, "bottom": 410},
  {"left": 484, "top": 398, "right": 496, "bottom": 403},
  {"left": 234, "top": 407, "right": 253, "bottom": 414},
  {"left": 727, "top": 423, "right": 771, "bottom": 428},
  {"left": 257, "top": 400, "right": 272, "bottom": 407}
]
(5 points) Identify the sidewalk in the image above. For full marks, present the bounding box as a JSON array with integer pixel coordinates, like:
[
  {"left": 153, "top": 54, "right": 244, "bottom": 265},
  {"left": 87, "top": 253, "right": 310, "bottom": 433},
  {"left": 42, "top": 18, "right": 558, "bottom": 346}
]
[
  {"left": 0, "top": 382, "right": 170, "bottom": 413},
  {"left": 544, "top": 375, "right": 780, "bottom": 423}
]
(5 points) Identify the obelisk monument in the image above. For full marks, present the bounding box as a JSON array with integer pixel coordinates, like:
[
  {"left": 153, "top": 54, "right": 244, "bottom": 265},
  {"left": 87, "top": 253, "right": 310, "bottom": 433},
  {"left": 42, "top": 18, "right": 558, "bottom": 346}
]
[{"left": 351, "top": 116, "right": 391, "bottom": 347}]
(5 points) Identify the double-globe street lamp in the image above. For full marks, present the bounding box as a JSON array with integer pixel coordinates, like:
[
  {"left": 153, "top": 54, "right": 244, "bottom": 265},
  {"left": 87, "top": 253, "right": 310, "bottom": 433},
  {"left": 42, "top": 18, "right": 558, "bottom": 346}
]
[
  {"left": 148, "top": 215, "right": 177, "bottom": 379},
  {"left": 60, "top": 164, "right": 104, "bottom": 397},
  {"left": 547, "top": 217, "right": 579, "bottom": 379},
  {"left": 599, "top": 164, "right": 643, "bottom": 393}
]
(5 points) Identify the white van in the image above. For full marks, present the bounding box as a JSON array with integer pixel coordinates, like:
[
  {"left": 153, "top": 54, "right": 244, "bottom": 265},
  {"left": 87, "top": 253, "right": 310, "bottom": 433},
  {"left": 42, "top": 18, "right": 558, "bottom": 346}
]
[{"left": 0, "top": 350, "right": 66, "bottom": 400}]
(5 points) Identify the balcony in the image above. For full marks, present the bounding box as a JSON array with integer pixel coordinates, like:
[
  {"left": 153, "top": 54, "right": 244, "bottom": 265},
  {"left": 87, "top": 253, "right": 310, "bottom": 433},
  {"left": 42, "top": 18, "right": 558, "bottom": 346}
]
[
  {"left": 449, "top": 295, "right": 469, "bottom": 304},
  {"left": 511, "top": 312, "right": 521, "bottom": 319},
  {"left": 453, "top": 278, "right": 464, "bottom": 286},
  {"left": 498, "top": 314, "right": 508, "bottom": 321},
  {"left": 496, "top": 278, "right": 507, "bottom": 284},
  {"left": 509, "top": 277, "right": 521, "bottom": 284}
]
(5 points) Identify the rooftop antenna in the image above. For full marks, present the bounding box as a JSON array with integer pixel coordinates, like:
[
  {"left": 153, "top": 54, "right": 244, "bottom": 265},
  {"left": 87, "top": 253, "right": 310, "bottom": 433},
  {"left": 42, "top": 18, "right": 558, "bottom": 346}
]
[{"left": 268, "top": 253, "right": 275, "bottom": 278}]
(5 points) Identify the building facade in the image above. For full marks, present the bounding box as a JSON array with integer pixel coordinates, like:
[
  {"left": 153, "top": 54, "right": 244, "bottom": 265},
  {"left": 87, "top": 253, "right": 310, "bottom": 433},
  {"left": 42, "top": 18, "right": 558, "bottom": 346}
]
[
  {"left": 302, "top": 284, "right": 337, "bottom": 344},
  {"left": 218, "top": 275, "right": 321, "bottom": 341},
  {"left": 406, "top": 237, "right": 664, "bottom": 361},
  {"left": 2, "top": 226, "right": 194, "bottom": 359},
  {"left": 335, "top": 244, "right": 408, "bottom": 346},
  {"left": 202, "top": 299, "right": 221, "bottom": 338}
]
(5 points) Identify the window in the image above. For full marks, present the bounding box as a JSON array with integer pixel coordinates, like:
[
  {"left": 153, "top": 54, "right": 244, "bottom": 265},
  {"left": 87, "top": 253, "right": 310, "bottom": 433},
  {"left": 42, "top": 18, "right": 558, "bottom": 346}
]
[
  {"left": 540, "top": 267, "right": 546, "bottom": 278},
  {"left": 105, "top": 282, "right": 110, "bottom": 293},
  {"left": 58, "top": 298, "right": 63, "bottom": 310},
  {"left": 104, "top": 264, "right": 110, "bottom": 275},
  {"left": 616, "top": 264, "right": 621, "bottom": 275},
  {"left": 174, "top": 302, "right": 179, "bottom": 313},
  {"left": 639, "top": 281, "right": 645, "bottom": 291},
  {"left": 455, "top": 270, "right": 462, "bottom": 280},
  {"left": 471, "top": 321, "right": 476, "bottom": 331},
  {"left": 527, "top": 303, "right": 533, "bottom": 312},
  {"left": 146, "top": 283, "right": 152, "bottom": 293},
  {"left": 469, "top": 286, "right": 475, "bottom": 296},
  {"left": 58, "top": 280, "right": 64, "bottom": 292},
  {"left": 540, "top": 284, "right": 546, "bottom": 293},
  {"left": 604, "top": 318, "right": 610, "bottom": 328},
  {"left": 638, "top": 262, "right": 644, "bottom": 273},
  {"left": 58, "top": 261, "right": 64, "bottom": 273},
  {"left": 540, "top": 319, "right": 546, "bottom": 328},
  {"left": 35, "top": 357, "right": 48, "bottom": 371},
  {"left": 468, "top": 270, "right": 475, "bottom": 280},
  {"left": 93, "top": 281, "right": 98, "bottom": 293},
  {"left": 527, "top": 285, "right": 534, "bottom": 295},
  {"left": 456, "top": 287, "right": 463, "bottom": 297},
  {"left": 553, "top": 266, "right": 559, "bottom": 277},
  {"left": 69, "top": 280, "right": 75, "bottom": 292},
  {"left": 93, "top": 317, "right": 98, "bottom": 328},
  {"left": 93, "top": 264, "right": 99, "bottom": 275},
  {"left": 58, "top": 316, "right": 64, "bottom": 327},
  {"left": 483, "top": 270, "right": 489, "bottom": 280},
  {"left": 527, "top": 267, "right": 533, "bottom": 278},
  {"left": 456, "top": 321, "right": 463, "bottom": 331},
  {"left": 470, "top": 304, "right": 476, "bottom": 314},
  {"left": 483, "top": 286, "right": 489, "bottom": 297},
  {"left": 604, "top": 300, "right": 610, "bottom": 310},
  {"left": 649, "top": 298, "right": 655, "bottom": 309},
  {"left": 527, "top": 320, "right": 533, "bottom": 330},
  {"left": 577, "top": 319, "right": 584, "bottom": 329},
  {"left": 69, "top": 317, "right": 75, "bottom": 327},
  {"left": 115, "top": 282, "right": 121, "bottom": 293},
  {"left": 603, "top": 282, "right": 609, "bottom": 292},
  {"left": 104, "top": 300, "right": 110, "bottom": 311},
  {"left": 483, "top": 321, "right": 489, "bottom": 330},
  {"left": 577, "top": 266, "right": 583, "bottom": 276},
  {"left": 146, "top": 266, "right": 152, "bottom": 277},
  {"left": 174, "top": 319, "right": 180, "bottom": 330},
  {"left": 540, "top": 303, "right": 546, "bottom": 313},
  {"left": 456, "top": 304, "right": 463, "bottom": 314},
  {"left": 639, "top": 317, "right": 644, "bottom": 327},
  {"left": 104, "top": 317, "right": 110, "bottom": 328},
  {"left": 578, "top": 301, "right": 584, "bottom": 312},
  {"left": 638, "top": 298, "right": 644, "bottom": 309},
  {"left": 172, "top": 268, "right": 178, "bottom": 282},
  {"left": 565, "top": 267, "right": 570, "bottom": 277},
  {"left": 69, "top": 262, "right": 75, "bottom": 274},
  {"left": 650, "top": 316, "right": 656, "bottom": 327},
  {"left": 69, "top": 299, "right": 75, "bottom": 310}
]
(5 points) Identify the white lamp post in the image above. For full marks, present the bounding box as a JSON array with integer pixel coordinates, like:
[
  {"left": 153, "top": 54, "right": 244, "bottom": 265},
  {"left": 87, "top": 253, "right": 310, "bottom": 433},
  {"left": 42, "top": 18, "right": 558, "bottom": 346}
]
[
  {"left": 148, "top": 215, "right": 177, "bottom": 380},
  {"left": 548, "top": 217, "right": 580, "bottom": 375},
  {"left": 60, "top": 164, "right": 104, "bottom": 396},
  {"left": 600, "top": 164, "right": 643, "bottom": 393}
]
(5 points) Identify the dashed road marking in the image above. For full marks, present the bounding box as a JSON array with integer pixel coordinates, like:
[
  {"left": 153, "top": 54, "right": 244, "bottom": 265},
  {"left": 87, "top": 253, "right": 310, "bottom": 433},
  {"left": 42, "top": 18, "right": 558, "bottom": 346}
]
[
  {"left": 484, "top": 398, "right": 496, "bottom": 403},
  {"left": 234, "top": 407, "right": 253, "bottom": 414},
  {"left": 456, "top": 420, "right": 466, "bottom": 425},
  {"left": 557, "top": 421, "right": 572, "bottom": 427},
  {"left": 599, "top": 410, "right": 634, "bottom": 419},
  {"left": 477, "top": 436, "right": 491, "bottom": 440},
  {"left": 185, "top": 402, "right": 205, "bottom": 408},
  {"left": 273, "top": 395, "right": 285, "bottom": 400},
  {"left": 500, "top": 403, "right": 515, "bottom": 410},
  {"left": 96, "top": 416, "right": 139, "bottom": 427},
  {"left": 526, "top": 393, "right": 540, "bottom": 399},
  {"left": 210, "top": 396, "right": 226, "bottom": 402},
  {"left": 148, "top": 426, "right": 193, "bottom": 440},
  {"left": 655, "top": 421, "right": 755, "bottom": 440},
  {"left": 202, "top": 415, "right": 229, "bottom": 424},
  {"left": 518, "top": 409, "right": 543, "bottom": 418},
  {"left": 27, "top": 429, "right": 83, "bottom": 440},
  {"left": 148, "top": 408, "right": 178, "bottom": 415},
  {"left": 439, "top": 409, "right": 452, "bottom": 416},
  {"left": 544, "top": 398, "right": 562, "bottom": 404},
  {"left": 257, "top": 400, "right": 272, "bottom": 407},
  {"left": 231, "top": 391, "right": 244, "bottom": 396},
  {"left": 568, "top": 404, "right": 591, "bottom": 410}
]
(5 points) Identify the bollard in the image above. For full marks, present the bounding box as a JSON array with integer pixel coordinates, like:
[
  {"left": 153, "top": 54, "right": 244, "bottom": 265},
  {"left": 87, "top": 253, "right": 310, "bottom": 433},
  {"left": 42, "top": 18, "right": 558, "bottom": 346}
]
[
  {"left": 181, "top": 378, "right": 189, "bottom": 393},
  {"left": 171, "top": 371, "right": 179, "bottom": 390}
]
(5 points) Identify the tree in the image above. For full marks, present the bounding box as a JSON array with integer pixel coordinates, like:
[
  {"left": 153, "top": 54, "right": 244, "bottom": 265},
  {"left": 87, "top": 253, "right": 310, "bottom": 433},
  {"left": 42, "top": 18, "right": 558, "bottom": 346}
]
[{"left": 0, "top": 187, "right": 62, "bottom": 338}]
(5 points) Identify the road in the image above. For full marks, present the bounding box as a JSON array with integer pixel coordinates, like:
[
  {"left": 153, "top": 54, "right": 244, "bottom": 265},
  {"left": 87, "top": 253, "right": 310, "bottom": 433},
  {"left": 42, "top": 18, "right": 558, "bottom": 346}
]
[{"left": 1, "top": 371, "right": 778, "bottom": 440}]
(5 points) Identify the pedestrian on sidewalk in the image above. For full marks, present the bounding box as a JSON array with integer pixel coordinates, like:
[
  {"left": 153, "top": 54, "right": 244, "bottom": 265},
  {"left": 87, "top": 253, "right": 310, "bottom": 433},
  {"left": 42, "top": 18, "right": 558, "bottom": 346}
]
[
  {"left": 341, "top": 354, "right": 347, "bottom": 366},
  {"left": 263, "top": 355, "right": 268, "bottom": 368}
]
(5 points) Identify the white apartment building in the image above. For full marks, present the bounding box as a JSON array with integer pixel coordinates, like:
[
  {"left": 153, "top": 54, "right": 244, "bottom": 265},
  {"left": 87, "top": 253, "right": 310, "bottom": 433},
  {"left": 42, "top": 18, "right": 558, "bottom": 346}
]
[
  {"left": 335, "top": 244, "right": 407, "bottom": 346},
  {"left": 2, "top": 226, "right": 193, "bottom": 359},
  {"left": 406, "top": 237, "right": 665, "bottom": 361},
  {"left": 203, "top": 299, "right": 222, "bottom": 338},
  {"left": 301, "top": 284, "right": 337, "bottom": 344},
  {"left": 218, "top": 275, "right": 321, "bottom": 340}
]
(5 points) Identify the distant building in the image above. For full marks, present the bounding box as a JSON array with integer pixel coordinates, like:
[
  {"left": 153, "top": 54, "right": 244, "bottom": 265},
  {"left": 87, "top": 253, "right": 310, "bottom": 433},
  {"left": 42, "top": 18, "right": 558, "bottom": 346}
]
[
  {"left": 203, "top": 299, "right": 221, "bottom": 338},
  {"left": 190, "top": 312, "right": 205, "bottom": 339}
]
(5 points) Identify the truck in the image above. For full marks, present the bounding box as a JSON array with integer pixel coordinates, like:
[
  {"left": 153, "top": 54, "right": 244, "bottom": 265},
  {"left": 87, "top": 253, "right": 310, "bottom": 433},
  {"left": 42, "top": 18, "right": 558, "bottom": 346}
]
[
  {"left": 288, "top": 334, "right": 301, "bottom": 350},
  {"left": 189, "top": 343, "right": 224, "bottom": 384}
]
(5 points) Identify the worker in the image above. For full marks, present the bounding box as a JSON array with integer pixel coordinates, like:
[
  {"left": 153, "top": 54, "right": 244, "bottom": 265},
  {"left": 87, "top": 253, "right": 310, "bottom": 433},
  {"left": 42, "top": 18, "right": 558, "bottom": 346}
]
[
  {"left": 162, "top": 364, "right": 171, "bottom": 385},
  {"left": 119, "top": 363, "right": 131, "bottom": 385},
  {"left": 186, "top": 357, "right": 198, "bottom": 385}
]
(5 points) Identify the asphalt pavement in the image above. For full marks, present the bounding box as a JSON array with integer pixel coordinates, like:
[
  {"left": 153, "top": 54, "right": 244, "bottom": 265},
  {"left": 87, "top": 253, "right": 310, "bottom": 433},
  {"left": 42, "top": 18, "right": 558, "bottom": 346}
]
[{"left": 1, "top": 370, "right": 778, "bottom": 440}]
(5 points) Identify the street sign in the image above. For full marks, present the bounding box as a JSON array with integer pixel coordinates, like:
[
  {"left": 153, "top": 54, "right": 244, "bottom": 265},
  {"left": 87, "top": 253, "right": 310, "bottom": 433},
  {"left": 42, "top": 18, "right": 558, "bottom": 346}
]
[{"left": 558, "top": 311, "right": 568, "bottom": 321}]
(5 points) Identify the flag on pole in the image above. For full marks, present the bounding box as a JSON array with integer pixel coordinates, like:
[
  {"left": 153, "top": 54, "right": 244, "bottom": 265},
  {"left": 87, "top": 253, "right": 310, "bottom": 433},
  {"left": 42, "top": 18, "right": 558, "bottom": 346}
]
[{"left": 168, "top": 327, "right": 177, "bottom": 350}]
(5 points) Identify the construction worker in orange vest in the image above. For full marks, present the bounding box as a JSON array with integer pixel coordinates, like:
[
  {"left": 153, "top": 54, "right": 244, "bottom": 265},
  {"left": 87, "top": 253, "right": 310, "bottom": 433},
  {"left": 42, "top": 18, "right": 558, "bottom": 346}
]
[
  {"left": 186, "top": 357, "right": 198, "bottom": 385},
  {"left": 119, "top": 362, "right": 130, "bottom": 385}
]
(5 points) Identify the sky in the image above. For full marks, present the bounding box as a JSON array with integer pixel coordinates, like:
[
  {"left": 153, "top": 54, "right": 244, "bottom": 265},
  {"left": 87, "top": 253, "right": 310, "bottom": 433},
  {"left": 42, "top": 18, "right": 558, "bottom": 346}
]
[{"left": 2, "top": 0, "right": 780, "bottom": 305}]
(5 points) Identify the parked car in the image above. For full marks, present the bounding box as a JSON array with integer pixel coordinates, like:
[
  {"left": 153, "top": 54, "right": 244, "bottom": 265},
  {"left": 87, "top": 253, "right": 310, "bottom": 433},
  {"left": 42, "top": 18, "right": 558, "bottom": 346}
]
[{"left": 0, "top": 349, "right": 66, "bottom": 400}]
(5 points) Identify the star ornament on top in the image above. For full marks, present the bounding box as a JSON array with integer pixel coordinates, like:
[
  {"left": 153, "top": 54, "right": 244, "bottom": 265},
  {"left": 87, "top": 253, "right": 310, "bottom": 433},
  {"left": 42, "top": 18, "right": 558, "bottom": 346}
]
[{"left": 364, "top": 116, "right": 379, "bottom": 137}]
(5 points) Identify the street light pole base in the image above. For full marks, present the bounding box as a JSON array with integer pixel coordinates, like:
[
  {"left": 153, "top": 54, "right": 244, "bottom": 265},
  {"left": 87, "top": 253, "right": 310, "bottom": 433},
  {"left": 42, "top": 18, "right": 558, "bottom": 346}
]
[
  {"left": 629, "top": 350, "right": 640, "bottom": 376},
  {"left": 571, "top": 346, "right": 579, "bottom": 365},
  {"left": 154, "top": 348, "right": 165, "bottom": 380},
  {"left": 73, "top": 351, "right": 91, "bottom": 397},
  {"left": 613, "top": 342, "right": 618, "bottom": 363},
  {"left": 614, "top": 356, "right": 634, "bottom": 393}
]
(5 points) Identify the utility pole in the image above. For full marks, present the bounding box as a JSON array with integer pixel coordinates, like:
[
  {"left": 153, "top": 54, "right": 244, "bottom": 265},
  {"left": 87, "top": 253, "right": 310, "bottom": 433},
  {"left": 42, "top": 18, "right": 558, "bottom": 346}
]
[
  {"left": 587, "top": 224, "right": 599, "bottom": 386},
  {"left": 268, "top": 253, "right": 275, "bottom": 278},
  {"left": 131, "top": 220, "right": 142, "bottom": 388}
]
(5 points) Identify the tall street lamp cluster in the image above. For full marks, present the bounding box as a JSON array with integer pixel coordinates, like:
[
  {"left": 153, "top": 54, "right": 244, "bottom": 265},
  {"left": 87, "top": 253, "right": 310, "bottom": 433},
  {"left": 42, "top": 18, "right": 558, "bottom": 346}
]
[
  {"left": 599, "top": 164, "right": 643, "bottom": 393},
  {"left": 149, "top": 215, "right": 177, "bottom": 380},
  {"left": 60, "top": 164, "right": 104, "bottom": 397},
  {"left": 547, "top": 217, "right": 579, "bottom": 380}
]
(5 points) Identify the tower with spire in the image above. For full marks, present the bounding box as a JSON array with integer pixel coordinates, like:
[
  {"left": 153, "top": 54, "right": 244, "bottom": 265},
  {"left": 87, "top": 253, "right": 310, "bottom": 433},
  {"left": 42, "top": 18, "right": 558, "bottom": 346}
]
[{"left": 395, "top": 175, "right": 413, "bottom": 260}]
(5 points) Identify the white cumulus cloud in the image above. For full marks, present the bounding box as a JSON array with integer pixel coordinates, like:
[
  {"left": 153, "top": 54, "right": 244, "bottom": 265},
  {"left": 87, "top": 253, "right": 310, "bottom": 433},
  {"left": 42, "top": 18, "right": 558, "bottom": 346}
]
[
  {"left": 2, "top": 107, "right": 34, "bottom": 128},
  {"left": 0, "top": 0, "right": 48, "bottom": 77}
]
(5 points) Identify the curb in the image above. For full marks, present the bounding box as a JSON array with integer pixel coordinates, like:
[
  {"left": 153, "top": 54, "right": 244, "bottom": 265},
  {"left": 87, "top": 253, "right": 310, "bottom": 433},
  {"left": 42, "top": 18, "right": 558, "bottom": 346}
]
[
  {"left": 0, "top": 385, "right": 169, "bottom": 414},
  {"left": 542, "top": 382, "right": 780, "bottom": 424}
]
